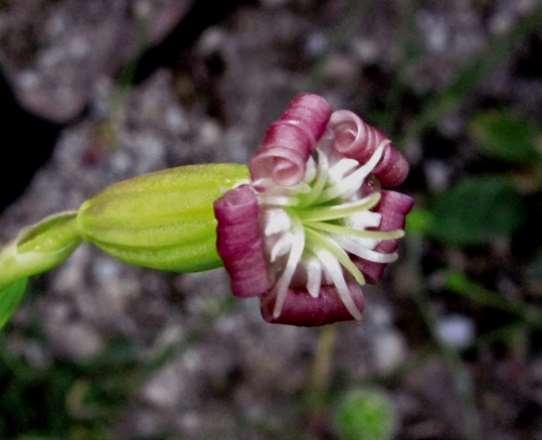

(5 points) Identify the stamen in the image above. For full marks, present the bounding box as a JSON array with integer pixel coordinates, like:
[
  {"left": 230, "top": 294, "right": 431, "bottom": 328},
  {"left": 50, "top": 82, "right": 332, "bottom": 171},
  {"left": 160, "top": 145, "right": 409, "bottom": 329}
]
[
  {"left": 297, "top": 193, "right": 381, "bottom": 222},
  {"left": 305, "top": 221, "right": 404, "bottom": 241}
]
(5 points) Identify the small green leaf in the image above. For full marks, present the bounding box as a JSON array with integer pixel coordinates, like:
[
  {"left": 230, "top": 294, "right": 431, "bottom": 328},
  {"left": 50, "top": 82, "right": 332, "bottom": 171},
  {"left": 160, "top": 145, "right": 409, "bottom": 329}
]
[
  {"left": 470, "top": 111, "right": 541, "bottom": 163},
  {"left": 334, "top": 388, "right": 396, "bottom": 440},
  {"left": 0, "top": 278, "right": 28, "bottom": 330},
  {"left": 429, "top": 177, "right": 525, "bottom": 246}
]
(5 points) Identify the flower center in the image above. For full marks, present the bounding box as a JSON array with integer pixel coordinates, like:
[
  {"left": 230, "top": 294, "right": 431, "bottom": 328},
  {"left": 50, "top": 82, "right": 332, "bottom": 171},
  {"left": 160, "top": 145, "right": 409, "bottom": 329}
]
[{"left": 256, "top": 143, "right": 404, "bottom": 320}]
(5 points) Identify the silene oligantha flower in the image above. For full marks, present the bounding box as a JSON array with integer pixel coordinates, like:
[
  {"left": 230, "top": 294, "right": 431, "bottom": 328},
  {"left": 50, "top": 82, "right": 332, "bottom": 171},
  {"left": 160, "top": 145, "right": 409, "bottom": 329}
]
[
  {"left": 0, "top": 92, "right": 412, "bottom": 330},
  {"left": 214, "top": 94, "right": 414, "bottom": 326}
]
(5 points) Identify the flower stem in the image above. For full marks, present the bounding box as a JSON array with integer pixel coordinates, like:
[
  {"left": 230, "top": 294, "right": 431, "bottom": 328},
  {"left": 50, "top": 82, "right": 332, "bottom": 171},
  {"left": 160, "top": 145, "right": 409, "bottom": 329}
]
[{"left": 308, "top": 326, "right": 337, "bottom": 410}]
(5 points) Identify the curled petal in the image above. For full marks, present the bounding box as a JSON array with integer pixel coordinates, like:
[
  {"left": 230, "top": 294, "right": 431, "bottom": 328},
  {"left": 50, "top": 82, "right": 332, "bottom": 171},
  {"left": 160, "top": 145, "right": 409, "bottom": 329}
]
[
  {"left": 373, "top": 143, "right": 410, "bottom": 187},
  {"left": 214, "top": 185, "right": 272, "bottom": 297},
  {"left": 356, "top": 190, "right": 414, "bottom": 283},
  {"left": 260, "top": 283, "right": 365, "bottom": 326},
  {"left": 250, "top": 94, "right": 332, "bottom": 186},
  {"left": 279, "top": 93, "right": 332, "bottom": 143},
  {"left": 328, "top": 110, "right": 409, "bottom": 187},
  {"left": 250, "top": 124, "right": 311, "bottom": 186}
]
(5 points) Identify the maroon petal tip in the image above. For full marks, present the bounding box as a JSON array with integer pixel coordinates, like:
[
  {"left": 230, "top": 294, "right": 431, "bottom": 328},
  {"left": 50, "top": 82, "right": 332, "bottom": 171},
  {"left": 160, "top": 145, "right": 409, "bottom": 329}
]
[
  {"left": 356, "top": 190, "right": 414, "bottom": 283},
  {"left": 373, "top": 147, "right": 410, "bottom": 187},
  {"left": 260, "top": 284, "right": 365, "bottom": 326},
  {"left": 214, "top": 186, "right": 272, "bottom": 298},
  {"left": 250, "top": 94, "right": 332, "bottom": 186}
]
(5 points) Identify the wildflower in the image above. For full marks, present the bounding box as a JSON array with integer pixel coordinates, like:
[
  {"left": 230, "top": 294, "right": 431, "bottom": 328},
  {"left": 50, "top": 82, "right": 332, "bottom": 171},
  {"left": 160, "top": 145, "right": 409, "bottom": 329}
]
[
  {"left": 0, "top": 93, "right": 412, "bottom": 330},
  {"left": 214, "top": 94, "right": 413, "bottom": 326}
]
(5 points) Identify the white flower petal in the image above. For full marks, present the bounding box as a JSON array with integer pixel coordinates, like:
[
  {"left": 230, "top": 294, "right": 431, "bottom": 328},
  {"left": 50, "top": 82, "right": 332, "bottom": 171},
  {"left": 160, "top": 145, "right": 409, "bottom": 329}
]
[
  {"left": 346, "top": 211, "right": 382, "bottom": 230},
  {"left": 304, "top": 156, "right": 317, "bottom": 183},
  {"left": 304, "top": 256, "right": 322, "bottom": 298},
  {"left": 260, "top": 195, "right": 298, "bottom": 207},
  {"left": 270, "top": 232, "right": 293, "bottom": 262},
  {"left": 322, "top": 142, "right": 387, "bottom": 200},
  {"left": 328, "top": 158, "right": 359, "bottom": 184},
  {"left": 335, "top": 236, "right": 398, "bottom": 263},
  {"left": 315, "top": 249, "right": 362, "bottom": 320},
  {"left": 273, "top": 223, "right": 305, "bottom": 319},
  {"left": 264, "top": 208, "right": 292, "bottom": 236},
  {"left": 335, "top": 233, "right": 377, "bottom": 250}
]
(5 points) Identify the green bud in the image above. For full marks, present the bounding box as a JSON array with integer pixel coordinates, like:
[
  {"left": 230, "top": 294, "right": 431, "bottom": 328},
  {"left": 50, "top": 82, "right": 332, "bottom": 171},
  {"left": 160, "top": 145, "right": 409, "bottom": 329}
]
[
  {"left": 77, "top": 163, "right": 249, "bottom": 272},
  {"left": 0, "top": 211, "right": 81, "bottom": 290}
]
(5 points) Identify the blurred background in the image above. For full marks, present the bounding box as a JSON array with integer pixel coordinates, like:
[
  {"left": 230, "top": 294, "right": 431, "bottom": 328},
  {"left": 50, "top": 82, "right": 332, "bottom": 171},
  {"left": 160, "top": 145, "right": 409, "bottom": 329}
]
[{"left": 1, "top": 0, "right": 542, "bottom": 439}]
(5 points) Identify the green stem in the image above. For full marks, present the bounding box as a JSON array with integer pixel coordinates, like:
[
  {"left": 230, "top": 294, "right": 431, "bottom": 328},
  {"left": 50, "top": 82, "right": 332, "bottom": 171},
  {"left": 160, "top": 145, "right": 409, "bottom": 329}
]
[
  {"left": 308, "top": 326, "right": 337, "bottom": 411},
  {"left": 0, "top": 211, "right": 81, "bottom": 290}
]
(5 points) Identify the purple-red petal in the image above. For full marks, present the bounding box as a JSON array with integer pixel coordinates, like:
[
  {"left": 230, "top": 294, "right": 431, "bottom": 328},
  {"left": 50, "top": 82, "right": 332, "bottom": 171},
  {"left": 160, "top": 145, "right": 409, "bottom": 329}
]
[
  {"left": 328, "top": 110, "right": 409, "bottom": 187},
  {"left": 250, "top": 93, "right": 332, "bottom": 186},
  {"left": 356, "top": 190, "right": 414, "bottom": 284},
  {"left": 260, "top": 283, "right": 365, "bottom": 326},
  {"left": 250, "top": 124, "right": 311, "bottom": 186},
  {"left": 214, "top": 185, "right": 272, "bottom": 297},
  {"left": 372, "top": 144, "right": 410, "bottom": 187}
]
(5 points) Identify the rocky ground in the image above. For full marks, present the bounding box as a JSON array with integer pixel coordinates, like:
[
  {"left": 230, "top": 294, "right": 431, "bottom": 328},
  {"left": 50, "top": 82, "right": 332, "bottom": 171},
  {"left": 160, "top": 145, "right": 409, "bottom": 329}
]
[{"left": 1, "top": 1, "right": 542, "bottom": 439}]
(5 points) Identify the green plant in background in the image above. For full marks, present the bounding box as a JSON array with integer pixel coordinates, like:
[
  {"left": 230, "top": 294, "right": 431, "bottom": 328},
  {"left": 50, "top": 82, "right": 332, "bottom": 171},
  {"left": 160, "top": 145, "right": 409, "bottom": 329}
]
[
  {"left": 407, "top": 176, "right": 525, "bottom": 246},
  {"left": 334, "top": 388, "right": 396, "bottom": 440},
  {"left": 470, "top": 110, "right": 542, "bottom": 164},
  {"left": 0, "top": 334, "right": 142, "bottom": 439}
]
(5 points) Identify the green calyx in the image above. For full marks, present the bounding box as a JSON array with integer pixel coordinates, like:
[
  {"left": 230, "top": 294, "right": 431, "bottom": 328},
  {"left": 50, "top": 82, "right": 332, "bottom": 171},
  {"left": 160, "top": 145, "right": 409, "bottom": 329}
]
[{"left": 77, "top": 163, "right": 249, "bottom": 272}]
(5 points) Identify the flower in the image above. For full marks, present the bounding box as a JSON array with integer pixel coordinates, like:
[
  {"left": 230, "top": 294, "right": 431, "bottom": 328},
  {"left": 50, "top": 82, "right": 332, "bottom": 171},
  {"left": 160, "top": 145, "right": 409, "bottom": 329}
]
[
  {"left": 1, "top": 92, "right": 413, "bottom": 329},
  {"left": 214, "top": 93, "right": 413, "bottom": 326}
]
